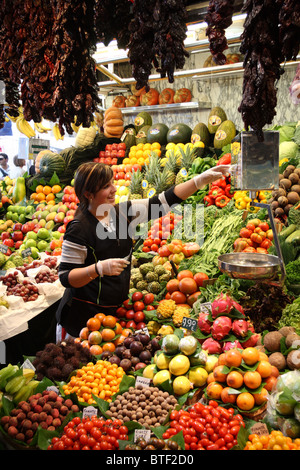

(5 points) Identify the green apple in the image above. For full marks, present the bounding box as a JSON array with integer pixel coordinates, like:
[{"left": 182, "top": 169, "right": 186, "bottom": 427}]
[
  {"left": 25, "top": 238, "right": 37, "bottom": 248},
  {"left": 18, "top": 214, "right": 26, "bottom": 224},
  {"left": 37, "top": 228, "right": 50, "bottom": 240},
  {"left": 6, "top": 211, "right": 13, "bottom": 221},
  {"left": 37, "top": 240, "right": 49, "bottom": 251},
  {"left": 27, "top": 231, "right": 38, "bottom": 240},
  {"left": 30, "top": 247, "right": 39, "bottom": 259},
  {"left": 51, "top": 231, "right": 61, "bottom": 239}
]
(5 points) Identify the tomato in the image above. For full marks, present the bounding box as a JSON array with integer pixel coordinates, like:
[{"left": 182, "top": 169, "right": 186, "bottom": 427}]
[
  {"left": 133, "top": 301, "right": 145, "bottom": 311},
  {"left": 187, "top": 291, "right": 201, "bottom": 307},
  {"left": 122, "top": 299, "right": 131, "bottom": 310},
  {"left": 179, "top": 277, "right": 198, "bottom": 295},
  {"left": 134, "top": 310, "right": 145, "bottom": 323},
  {"left": 240, "top": 228, "right": 252, "bottom": 238},
  {"left": 146, "top": 305, "right": 155, "bottom": 311},
  {"left": 125, "top": 309, "right": 135, "bottom": 319},
  {"left": 170, "top": 291, "right": 187, "bottom": 304},
  {"left": 126, "top": 320, "right": 137, "bottom": 329},
  {"left": 177, "top": 270, "right": 194, "bottom": 281},
  {"left": 250, "top": 232, "right": 262, "bottom": 244},
  {"left": 131, "top": 291, "right": 143, "bottom": 302},
  {"left": 151, "top": 243, "right": 159, "bottom": 252},
  {"left": 259, "top": 222, "right": 269, "bottom": 232},
  {"left": 193, "top": 272, "right": 209, "bottom": 287},
  {"left": 144, "top": 293, "right": 155, "bottom": 305}
]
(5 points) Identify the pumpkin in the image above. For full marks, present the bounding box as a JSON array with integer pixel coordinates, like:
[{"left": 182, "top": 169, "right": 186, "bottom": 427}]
[
  {"left": 140, "top": 88, "right": 159, "bottom": 106},
  {"left": 125, "top": 95, "right": 140, "bottom": 107},
  {"left": 104, "top": 106, "right": 124, "bottom": 139},
  {"left": 39, "top": 152, "right": 66, "bottom": 177},
  {"left": 173, "top": 88, "right": 192, "bottom": 103},
  {"left": 159, "top": 88, "right": 175, "bottom": 105},
  {"left": 35, "top": 149, "right": 54, "bottom": 174},
  {"left": 112, "top": 95, "right": 126, "bottom": 108},
  {"left": 75, "top": 126, "right": 97, "bottom": 148}
]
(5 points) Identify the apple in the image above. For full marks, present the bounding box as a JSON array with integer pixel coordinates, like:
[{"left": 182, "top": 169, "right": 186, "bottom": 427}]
[
  {"left": 30, "top": 247, "right": 39, "bottom": 259},
  {"left": 3, "top": 238, "right": 14, "bottom": 247},
  {"left": 14, "top": 240, "right": 23, "bottom": 249},
  {"left": 12, "top": 231, "right": 24, "bottom": 242},
  {"left": 37, "top": 240, "right": 49, "bottom": 251},
  {"left": 13, "top": 223, "right": 22, "bottom": 231},
  {"left": 1, "top": 232, "right": 10, "bottom": 241},
  {"left": 26, "top": 231, "right": 38, "bottom": 240},
  {"left": 54, "top": 212, "right": 65, "bottom": 224},
  {"left": 58, "top": 204, "right": 68, "bottom": 214},
  {"left": 37, "top": 228, "right": 50, "bottom": 240},
  {"left": 25, "top": 238, "right": 37, "bottom": 248}
]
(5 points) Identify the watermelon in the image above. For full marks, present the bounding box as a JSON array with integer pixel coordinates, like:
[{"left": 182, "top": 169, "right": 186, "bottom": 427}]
[
  {"left": 167, "top": 123, "right": 192, "bottom": 144},
  {"left": 147, "top": 123, "right": 169, "bottom": 145}
]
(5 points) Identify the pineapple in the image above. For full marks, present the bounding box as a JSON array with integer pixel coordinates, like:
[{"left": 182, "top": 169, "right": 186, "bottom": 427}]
[
  {"left": 156, "top": 299, "right": 177, "bottom": 319},
  {"left": 129, "top": 168, "right": 143, "bottom": 199},
  {"left": 164, "top": 150, "right": 179, "bottom": 186},
  {"left": 143, "top": 155, "right": 164, "bottom": 197},
  {"left": 175, "top": 146, "right": 197, "bottom": 185}
]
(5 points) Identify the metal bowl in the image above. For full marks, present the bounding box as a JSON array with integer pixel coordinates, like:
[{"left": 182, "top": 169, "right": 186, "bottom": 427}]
[{"left": 218, "top": 252, "right": 280, "bottom": 280}]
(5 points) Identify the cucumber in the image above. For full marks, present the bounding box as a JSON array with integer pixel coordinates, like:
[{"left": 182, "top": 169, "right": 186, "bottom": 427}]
[
  {"left": 286, "top": 229, "right": 300, "bottom": 245},
  {"left": 279, "top": 224, "right": 297, "bottom": 240}
]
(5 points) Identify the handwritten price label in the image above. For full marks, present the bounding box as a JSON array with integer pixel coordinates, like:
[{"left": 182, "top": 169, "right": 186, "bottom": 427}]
[{"left": 181, "top": 317, "right": 197, "bottom": 332}]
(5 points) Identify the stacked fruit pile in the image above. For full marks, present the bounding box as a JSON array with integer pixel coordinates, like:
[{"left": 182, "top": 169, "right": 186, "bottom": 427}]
[
  {"left": 233, "top": 219, "right": 273, "bottom": 254},
  {"left": 95, "top": 142, "right": 126, "bottom": 166}
]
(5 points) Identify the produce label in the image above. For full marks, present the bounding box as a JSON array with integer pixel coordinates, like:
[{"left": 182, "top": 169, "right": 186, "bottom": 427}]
[
  {"left": 134, "top": 428, "right": 151, "bottom": 443},
  {"left": 169, "top": 129, "right": 179, "bottom": 136},
  {"left": 191, "top": 133, "right": 201, "bottom": 143},
  {"left": 135, "top": 376, "right": 151, "bottom": 387},
  {"left": 0, "top": 245, "right": 10, "bottom": 254},
  {"left": 149, "top": 128, "right": 160, "bottom": 135},
  {"left": 250, "top": 422, "right": 269, "bottom": 436},
  {"left": 147, "top": 188, "right": 156, "bottom": 198},
  {"left": 215, "top": 130, "right": 227, "bottom": 141},
  {"left": 208, "top": 115, "right": 221, "bottom": 126},
  {"left": 83, "top": 406, "right": 98, "bottom": 419},
  {"left": 21, "top": 358, "right": 35, "bottom": 371},
  {"left": 141, "top": 180, "right": 148, "bottom": 189},
  {"left": 134, "top": 117, "right": 144, "bottom": 126},
  {"left": 22, "top": 247, "right": 32, "bottom": 258},
  {"left": 181, "top": 317, "right": 198, "bottom": 332},
  {"left": 198, "top": 302, "right": 212, "bottom": 314}
]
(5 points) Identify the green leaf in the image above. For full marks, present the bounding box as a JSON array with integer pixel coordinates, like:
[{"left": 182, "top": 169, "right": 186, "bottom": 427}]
[{"left": 49, "top": 172, "right": 60, "bottom": 186}]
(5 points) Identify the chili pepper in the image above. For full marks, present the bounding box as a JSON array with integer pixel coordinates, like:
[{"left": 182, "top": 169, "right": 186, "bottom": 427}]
[
  {"left": 211, "top": 178, "right": 227, "bottom": 189},
  {"left": 225, "top": 184, "right": 233, "bottom": 198},
  {"left": 204, "top": 195, "right": 214, "bottom": 206},
  {"left": 209, "top": 186, "right": 225, "bottom": 199},
  {"left": 215, "top": 195, "right": 230, "bottom": 208}
]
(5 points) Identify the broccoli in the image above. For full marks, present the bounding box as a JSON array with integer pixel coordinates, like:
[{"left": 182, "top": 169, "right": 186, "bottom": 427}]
[
  {"left": 288, "top": 203, "right": 300, "bottom": 226},
  {"left": 285, "top": 259, "right": 300, "bottom": 285}
]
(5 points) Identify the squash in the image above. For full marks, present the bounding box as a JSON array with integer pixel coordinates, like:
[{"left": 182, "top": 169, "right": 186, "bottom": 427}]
[
  {"left": 35, "top": 149, "right": 54, "bottom": 174},
  {"left": 104, "top": 106, "right": 124, "bottom": 139},
  {"left": 112, "top": 95, "right": 126, "bottom": 108},
  {"left": 39, "top": 153, "right": 66, "bottom": 177},
  {"left": 75, "top": 126, "right": 97, "bottom": 148}
]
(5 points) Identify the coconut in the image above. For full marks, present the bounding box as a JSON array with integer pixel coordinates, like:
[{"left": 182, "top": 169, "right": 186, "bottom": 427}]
[
  {"left": 285, "top": 333, "right": 300, "bottom": 348},
  {"left": 278, "top": 326, "right": 296, "bottom": 337},
  {"left": 263, "top": 331, "right": 283, "bottom": 352},
  {"left": 286, "top": 350, "right": 300, "bottom": 370},
  {"left": 268, "top": 352, "right": 286, "bottom": 370}
]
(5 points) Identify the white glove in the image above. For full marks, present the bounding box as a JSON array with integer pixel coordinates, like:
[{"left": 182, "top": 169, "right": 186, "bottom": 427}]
[
  {"left": 193, "top": 165, "right": 231, "bottom": 190},
  {"left": 97, "top": 258, "right": 130, "bottom": 276}
]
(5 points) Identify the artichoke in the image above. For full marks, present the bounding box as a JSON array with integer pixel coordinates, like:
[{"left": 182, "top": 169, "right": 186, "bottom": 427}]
[
  {"left": 145, "top": 271, "right": 159, "bottom": 283},
  {"left": 154, "top": 265, "right": 167, "bottom": 276},
  {"left": 136, "top": 280, "right": 148, "bottom": 291},
  {"left": 139, "top": 263, "right": 155, "bottom": 276},
  {"left": 147, "top": 281, "right": 161, "bottom": 294}
]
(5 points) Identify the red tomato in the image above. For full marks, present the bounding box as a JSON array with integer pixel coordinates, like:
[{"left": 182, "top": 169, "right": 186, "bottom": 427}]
[
  {"left": 179, "top": 278, "right": 198, "bottom": 295},
  {"left": 125, "top": 309, "right": 135, "bottom": 320},
  {"left": 260, "top": 238, "right": 272, "bottom": 249},
  {"left": 132, "top": 291, "right": 143, "bottom": 302},
  {"left": 133, "top": 301, "right": 145, "bottom": 312},
  {"left": 126, "top": 320, "right": 137, "bottom": 329},
  {"left": 134, "top": 311, "right": 145, "bottom": 323},
  {"left": 144, "top": 293, "right": 155, "bottom": 305},
  {"left": 194, "top": 272, "right": 209, "bottom": 287},
  {"left": 259, "top": 222, "right": 269, "bottom": 232},
  {"left": 170, "top": 291, "right": 187, "bottom": 304},
  {"left": 240, "top": 228, "right": 252, "bottom": 238},
  {"left": 117, "top": 143, "right": 126, "bottom": 150}
]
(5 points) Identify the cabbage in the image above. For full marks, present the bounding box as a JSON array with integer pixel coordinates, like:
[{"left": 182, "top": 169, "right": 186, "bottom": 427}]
[
  {"left": 279, "top": 125, "right": 296, "bottom": 144},
  {"left": 279, "top": 140, "right": 298, "bottom": 159}
]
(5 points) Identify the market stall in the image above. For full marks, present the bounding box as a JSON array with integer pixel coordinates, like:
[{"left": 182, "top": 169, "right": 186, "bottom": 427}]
[{"left": 0, "top": 0, "right": 300, "bottom": 454}]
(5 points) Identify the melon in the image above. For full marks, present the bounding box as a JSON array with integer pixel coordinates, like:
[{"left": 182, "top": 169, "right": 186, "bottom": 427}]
[
  {"left": 136, "top": 125, "right": 151, "bottom": 144},
  {"left": 134, "top": 112, "right": 152, "bottom": 133},
  {"left": 147, "top": 123, "right": 169, "bottom": 145},
  {"left": 208, "top": 107, "right": 227, "bottom": 134},
  {"left": 167, "top": 123, "right": 192, "bottom": 144},
  {"left": 39, "top": 153, "right": 66, "bottom": 177},
  {"left": 191, "top": 122, "right": 211, "bottom": 147}
]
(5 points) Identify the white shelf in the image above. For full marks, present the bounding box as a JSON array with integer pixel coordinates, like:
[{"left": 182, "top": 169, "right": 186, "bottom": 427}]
[{"left": 120, "top": 101, "right": 211, "bottom": 114}]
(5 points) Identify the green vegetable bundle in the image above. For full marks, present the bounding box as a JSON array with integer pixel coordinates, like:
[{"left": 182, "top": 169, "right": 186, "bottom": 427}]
[{"left": 278, "top": 297, "right": 300, "bottom": 335}]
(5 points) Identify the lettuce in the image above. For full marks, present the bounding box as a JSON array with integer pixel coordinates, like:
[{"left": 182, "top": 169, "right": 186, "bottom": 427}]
[
  {"left": 279, "top": 140, "right": 298, "bottom": 159},
  {"left": 279, "top": 124, "right": 296, "bottom": 144}
]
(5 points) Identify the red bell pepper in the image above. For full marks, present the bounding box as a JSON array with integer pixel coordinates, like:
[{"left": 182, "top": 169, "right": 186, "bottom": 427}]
[
  {"left": 204, "top": 195, "right": 214, "bottom": 206},
  {"left": 225, "top": 184, "right": 233, "bottom": 198},
  {"left": 217, "top": 153, "right": 231, "bottom": 165},
  {"left": 209, "top": 186, "right": 225, "bottom": 199},
  {"left": 211, "top": 178, "right": 227, "bottom": 189},
  {"left": 215, "top": 195, "right": 230, "bottom": 208}
]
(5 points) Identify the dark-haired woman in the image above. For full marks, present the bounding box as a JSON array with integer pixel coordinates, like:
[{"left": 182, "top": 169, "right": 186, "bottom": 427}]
[{"left": 56, "top": 161, "right": 230, "bottom": 339}]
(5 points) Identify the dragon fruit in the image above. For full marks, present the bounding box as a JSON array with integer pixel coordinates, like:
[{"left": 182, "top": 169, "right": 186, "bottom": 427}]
[
  {"left": 222, "top": 340, "right": 243, "bottom": 352},
  {"left": 202, "top": 337, "right": 223, "bottom": 354},
  {"left": 198, "top": 312, "right": 213, "bottom": 334},
  {"left": 242, "top": 333, "right": 260, "bottom": 348},
  {"left": 232, "top": 319, "right": 249, "bottom": 338},
  {"left": 232, "top": 300, "right": 245, "bottom": 316},
  {"left": 211, "top": 293, "right": 233, "bottom": 319},
  {"left": 211, "top": 316, "right": 232, "bottom": 341}
]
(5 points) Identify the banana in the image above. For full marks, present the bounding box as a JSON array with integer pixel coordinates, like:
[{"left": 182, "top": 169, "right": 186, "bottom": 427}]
[
  {"left": 6, "top": 113, "right": 19, "bottom": 122},
  {"left": 53, "top": 123, "right": 64, "bottom": 140},
  {"left": 0, "top": 364, "right": 19, "bottom": 385},
  {"left": 34, "top": 121, "right": 51, "bottom": 133},
  {"left": 71, "top": 122, "right": 80, "bottom": 133},
  {"left": 13, "top": 380, "right": 39, "bottom": 404},
  {"left": 16, "top": 117, "right": 35, "bottom": 138},
  {"left": 5, "top": 375, "right": 26, "bottom": 394}
]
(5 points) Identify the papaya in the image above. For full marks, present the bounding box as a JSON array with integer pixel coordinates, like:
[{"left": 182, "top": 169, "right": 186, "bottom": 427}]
[{"left": 12, "top": 177, "right": 26, "bottom": 204}]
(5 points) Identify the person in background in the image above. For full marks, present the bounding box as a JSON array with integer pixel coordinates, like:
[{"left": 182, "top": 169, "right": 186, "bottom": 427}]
[
  {"left": 0, "top": 153, "right": 10, "bottom": 179},
  {"left": 10, "top": 155, "right": 27, "bottom": 179}
]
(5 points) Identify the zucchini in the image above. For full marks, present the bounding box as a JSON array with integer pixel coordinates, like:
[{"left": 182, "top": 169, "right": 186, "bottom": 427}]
[
  {"left": 286, "top": 229, "right": 300, "bottom": 245},
  {"left": 279, "top": 224, "right": 298, "bottom": 240}
]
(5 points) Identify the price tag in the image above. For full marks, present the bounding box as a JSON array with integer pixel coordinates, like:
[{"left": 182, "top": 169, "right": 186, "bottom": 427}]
[
  {"left": 46, "top": 385, "right": 59, "bottom": 394},
  {"left": 250, "top": 422, "right": 269, "bottom": 436},
  {"left": 199, "top": 302, "right": 212, "bottom": 314},
  {"left": 21, "top": 358, "right": 35, "bottom": 371},
  {"left": 22, "top": 247, "right": 32, "bottom": 258},
  {"left": 83, "top": 406, "right": 98, "bottom": 419},
  {"left": 181, "top": 317, "right": 198, "bottom": 332},
  {"left": 0, "top": 244, "right": 10, "bottom": 255},
  {"left": 134, "top": 429, "right": 151, "bottom": 443},
  {"left": 135, "top": 376, "right": 151, "bottom": 387},
  {"left": 135, "top": 327, "right": 150, "bottom": 336}
]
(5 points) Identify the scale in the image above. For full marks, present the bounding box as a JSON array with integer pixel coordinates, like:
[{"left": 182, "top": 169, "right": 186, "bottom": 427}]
[{"left": 218, "top": 130, "right": 286, "bottom": 283}]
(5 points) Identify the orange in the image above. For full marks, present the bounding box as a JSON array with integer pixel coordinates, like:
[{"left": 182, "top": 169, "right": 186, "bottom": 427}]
[
  {"left": 206, "top": 382, "right": 224, "bottom": 400},
  {"left": 242, "top": 347, "right": 260, "bottom": 366},
  {"left": 221, "top": 387, "right": 237, "bottom": 404},
  {"left": 256, "top": 360, "right": 272, "bottom": 378},
  {"left": 94, "top": 312, "right": 106, "bottom": 324},
  {"left": 226, "top": 370, "right": 244, "bottom": 389},
  {"left": 224, "top": 349, "right": 242, "bottom": 368},
  {"left": 253, "top": 387, "right": 269, "bottom": 405},
  {"left": 243, "top": 370, "right": 262, "bottom": 389},
  {"left": 102, "top": 315, "right": 117, "bottom": 329},
  {"left": 152, "top": 148, "right": 161, "bottom": 157},
  {"left": 207, "top": 372, "right": 215, "bottom": 384},
  {"left": 136, "top": 149, "right": 144, "bottom": 159},
  {"left": 115, "top": 322, "right": 123, "bottom": 335},
  {"left": 213, "top": 365, "right": 228, "bottom": 383},
  {"left": 36, "top": 185, "right": 44, "bottom": 194},
  {"left": 89, "top": 344, "right": 103, "bottom": 356},
  {"left": 46, "top": 193, "right": 55, "bottom": 202},
  {"left": 101, "top": 328, "right": 116, "bottom": 342},
  {"left": 81, "top": 340, "right": 90, "bottom": 349},
  {"left": 236, "top": 392, "right": 255, "bottom": 411},
  {"left": 143, "top": 143, "right": 151, "bottom": 150},
  {"left": 121, "top": 328, "right": 133, "bottom": 337},
  {"left": 30, "top": 192, "right": 37, "bottom": 200},
  {"left": 79, "top": 327, "right": 89, "bottom": 340},
  {"left": 136, "top": 143, "right": 144, "bottom": 150},
  {"left": 264, "top": 375, "right": 277, "bottom": 392},
  {"left": 102, "top": 342, "right": 116, "bottom": 353},
  {"left": 151, "top": 142, "right": 161, "bottom": 150},
  {"left": 86, "top": 317, "right": 101, "bottom": 332},
  {"left": 114, "top": 335, "right": 126, "bottom": 346},
  {"left": 36, "top": 192, "right": 46, "bottom": 201},
  {"left": 258, "top": 351, "right": 269, "bottom": 361},
  {"left": 270, "top": 365, "right": 280, "bottom": 378},
  {"left": 43, "top": 185, "right": 52, "bottom": 195},
  {"left": 217, "top": 353, "right": 227, "bottom": 366},
  {"left": 51, "top": 184, "right": 62, "bottom": 194}
]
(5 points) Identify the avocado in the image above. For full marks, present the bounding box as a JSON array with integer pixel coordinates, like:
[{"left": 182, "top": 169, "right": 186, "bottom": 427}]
[
  {"left": 208, "top": 106, "right": 227, "bottom": 134},
  {"left": 213, "top": 120, "right": 236, "bottom": 149}
]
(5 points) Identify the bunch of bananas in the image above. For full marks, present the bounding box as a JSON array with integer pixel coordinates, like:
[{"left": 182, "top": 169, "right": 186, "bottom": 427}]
[
  {"left": 16, "top": 116, "right": 36, "bottom": 138},
  {"left": 0, "top": 364, "right": 39, "bottom": 406},
  {"left": 53, "top": 123, "right": 64, "bottom": 140},
  {"left": 34, "top": 121, "right": 51, "bottom": 134}
]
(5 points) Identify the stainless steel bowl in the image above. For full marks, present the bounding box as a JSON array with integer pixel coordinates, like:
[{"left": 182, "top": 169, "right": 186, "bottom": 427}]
[{"left": 218, "top": 252, "right": 280, "bottom": 280}]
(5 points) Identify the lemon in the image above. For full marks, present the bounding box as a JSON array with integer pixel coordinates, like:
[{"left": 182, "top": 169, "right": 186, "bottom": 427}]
[
  {"left": 193, "top": 141, "right": 205, "bottom": 148},
  {"left": 153, "top": 369, "right": 171, "bottom": 386},
  {"left": 184, "top": 142, "right": 194, "bottom": 151},
  {"left": 173, "top": 375, "right": 192, "bottom": 396},
  {"left": 156, "top": 352, "right": 172, "bottom": 370},
  {"left": 169, "top": 354, "right": 190, "bottom": 376},
  {"left": 143, "top": 364, "right": 156, "bottom": 379},
  {"left": 204, "top": 355, "right": 219, "bottom": 373},
  {"left": 188, "top": 367, "right": 208, "bottom": 387},
  {"left": 166, "top": 142, "right": 176, "bottom": 150}
]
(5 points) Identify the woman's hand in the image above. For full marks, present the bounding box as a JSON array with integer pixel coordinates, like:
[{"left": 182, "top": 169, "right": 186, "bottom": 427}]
[{"left": 97, "top": 258, "right": 130, "bottom": 276}]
